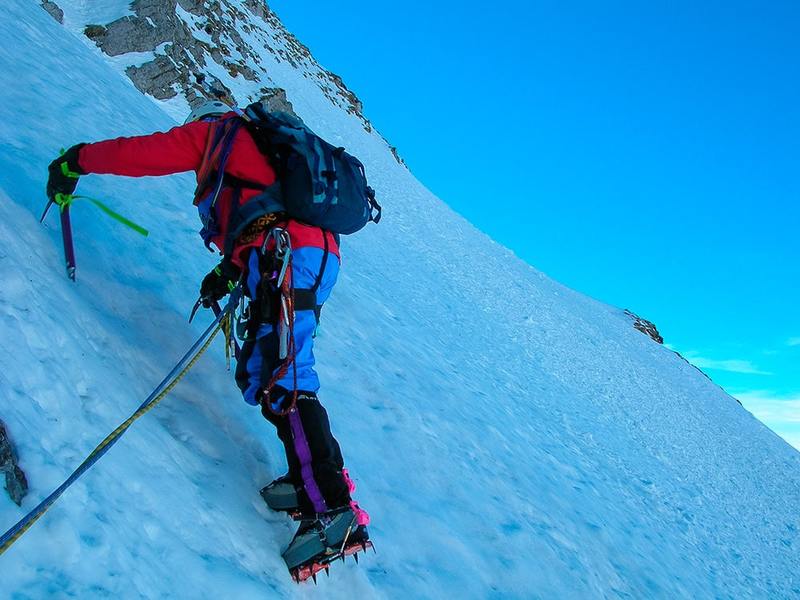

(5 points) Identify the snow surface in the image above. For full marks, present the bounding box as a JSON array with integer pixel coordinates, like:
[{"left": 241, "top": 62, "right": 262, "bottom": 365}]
[{"left": 1, "top": 1, "right": 799, "bottom": 597}]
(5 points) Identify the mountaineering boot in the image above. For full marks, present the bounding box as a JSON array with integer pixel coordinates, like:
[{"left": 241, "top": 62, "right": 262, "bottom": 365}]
[
  {"left": 260, "top": 473, "right": 300, "bottom": 515},
  {"left": 283, "top": 506, "right": 371, "bottom": 581}
]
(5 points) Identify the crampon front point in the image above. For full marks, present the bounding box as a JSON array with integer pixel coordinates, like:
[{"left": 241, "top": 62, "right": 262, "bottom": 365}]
[{"left": 290, "top": 539, "right": 374, "bottom": 584}]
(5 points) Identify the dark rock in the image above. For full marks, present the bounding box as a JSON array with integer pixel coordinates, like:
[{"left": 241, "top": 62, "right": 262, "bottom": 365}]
[
  {"left": 177, "top": 0, "right": 206, "bottom": 15},
  {"left": 73, "top": 0, "right": 379, "bottom": 132},
  {"left": 84, "top": 24, "right": 107, "bottom": 40},
  {"left": 0, "top": 420, "right": 28, "bottom": 506},
  {"left": 624, "top": 309, "right": 664, "bottom": 344},
  {"left": 243, "top": 0, "right": 270, "bottom": 21},
  {"left": 229, "top": 62, "right": 258, "bottom": 81},
  {"left": 86, "top": 0, "right": 196, "bottom": 57},
  {"left": 41, "top": 1, "right": 64, "bottom": 24},
  {"left": 5, "top": 466, "right": 28, "bottom": 507},
  {"left": 327, "top": 72, "right": 363, "bottom": 115},
  {"left": 622, "top": 310, "right": 726, "bottom": 393},
  {"left": 390, "top": 145, "right": 406, "bottom": 167},
  {"left": 127, "top": 55, "right": 184, "bottom": 99},
  {"left": 257, "top": 87, "right": 295, "bottom": 115}
]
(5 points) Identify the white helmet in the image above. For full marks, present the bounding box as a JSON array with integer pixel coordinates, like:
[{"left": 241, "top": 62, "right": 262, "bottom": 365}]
[{"left": 184, "top": 100, "right": 229, "bottom": 124}]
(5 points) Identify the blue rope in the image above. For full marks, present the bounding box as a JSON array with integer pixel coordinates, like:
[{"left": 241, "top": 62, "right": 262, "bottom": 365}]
[{"left": 0, "top": 299, "right": 235, "bottom": 555}]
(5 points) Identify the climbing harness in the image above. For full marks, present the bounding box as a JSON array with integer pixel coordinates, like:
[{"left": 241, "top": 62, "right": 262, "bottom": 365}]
[{"left": 0, "top": 297, "right": 237, "bottom": 556}]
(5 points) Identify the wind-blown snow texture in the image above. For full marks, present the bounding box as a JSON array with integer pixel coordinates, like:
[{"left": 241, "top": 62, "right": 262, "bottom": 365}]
[{"left": 1, "top": 1, "right": 799, "bottom": 597}]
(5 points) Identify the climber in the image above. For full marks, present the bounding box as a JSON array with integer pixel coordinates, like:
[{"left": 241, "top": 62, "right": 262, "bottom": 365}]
[{"left": 45, "top": 99, "right": 371, "bottom": 576}]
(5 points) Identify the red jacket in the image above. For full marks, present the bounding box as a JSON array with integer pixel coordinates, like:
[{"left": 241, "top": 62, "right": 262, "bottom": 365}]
[{"left": 77, "top": 113, "right": 340, "bottom": 269}]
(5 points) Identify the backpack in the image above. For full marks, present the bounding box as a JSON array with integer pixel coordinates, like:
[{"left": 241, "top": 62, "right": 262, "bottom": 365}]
[{"left": 193, "top": 102, "right": 381, "bottom": 256}]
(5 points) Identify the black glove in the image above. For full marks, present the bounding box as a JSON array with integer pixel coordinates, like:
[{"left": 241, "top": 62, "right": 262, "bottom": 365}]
[
  {"left": 200, "top": 259, "right": 241, "bottom": 307},
  {"left": 47, "top": 144, "right": 86, "bottom": 203}
]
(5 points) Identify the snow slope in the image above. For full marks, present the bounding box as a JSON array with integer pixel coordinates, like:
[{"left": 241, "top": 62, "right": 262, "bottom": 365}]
[{"left": 1, "top": 2, "right": 799, "bottom": 597}]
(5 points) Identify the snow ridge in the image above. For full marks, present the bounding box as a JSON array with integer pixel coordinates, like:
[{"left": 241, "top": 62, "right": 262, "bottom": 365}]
[{"left": 0, "top": 1, "right": 798, "bottom": 597}]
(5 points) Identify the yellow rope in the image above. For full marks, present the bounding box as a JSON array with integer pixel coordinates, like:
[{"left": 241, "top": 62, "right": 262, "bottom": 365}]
[
  {"left": 0, "top": 321, "right": 224, "bottom": 555},
  {"left": 223, "top": 312, "right": 233, "bottom": 370},
  {"left": 88, "top": 322, "right": 223, "bottom": 460}
]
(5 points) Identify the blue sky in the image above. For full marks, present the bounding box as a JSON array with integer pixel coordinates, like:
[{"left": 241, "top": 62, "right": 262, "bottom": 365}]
[{"left": 268, "top": 1, "right": 800, "bottom": 446}]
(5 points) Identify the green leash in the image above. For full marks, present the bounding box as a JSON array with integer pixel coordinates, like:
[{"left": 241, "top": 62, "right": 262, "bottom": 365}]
[
  {"left": 43, "top": 192, "right": 149, "bottom": 281},
  {"left": 55, "top": 194, "right": 149, "bottom": 237}
]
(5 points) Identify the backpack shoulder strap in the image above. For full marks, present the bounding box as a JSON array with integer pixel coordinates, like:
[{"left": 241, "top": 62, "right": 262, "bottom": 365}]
[
  {"left": 193, "top": 117, "right": 244, "bottom": 204},
  {"left": 310, "top": 230, "right": 329, "bottom": 295}
]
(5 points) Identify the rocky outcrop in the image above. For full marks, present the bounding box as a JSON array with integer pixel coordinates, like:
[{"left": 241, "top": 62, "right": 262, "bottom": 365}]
[
  {"left": 0, "top": 420, "right": 28, "bottom": 506},
  {"left": 389, "top": 145, "right": 407, "bottom": 167},
  {"left": 623, "top": 310, "right": 723, "bottom": 393},
  {"left": 83, "top": 0, "right": 206, "bottom": 104},
  {"left": 127, "top": 54, "right": 189, "bottom": 101},
  {"left": 40, "top": 0, "right": 64, "bottom": 24},
  {"left": 79, "top": 0, "right": 379, "bottom": 136},
  {"left": 60, "top": 0, "right": 406, "bottom": 163},
  {"left": 256, "top": 86, "right": 295, "bottom": 115},
  {"left": 624, "top": 309, "right": 664, "bottom": 344}
]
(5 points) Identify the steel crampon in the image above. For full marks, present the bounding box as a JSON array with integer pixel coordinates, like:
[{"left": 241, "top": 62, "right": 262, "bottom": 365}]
[{"left": 290, "top": 540, "right": 374, "bottom": 584}]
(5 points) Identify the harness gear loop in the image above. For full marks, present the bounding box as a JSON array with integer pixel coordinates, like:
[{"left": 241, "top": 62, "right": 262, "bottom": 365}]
[
  {"left": 257, "top": 227, "right": 300, "bottom": 417},
  {"left": 262, "top": 262, "right": 299, "bottom": 417},
  {"left": 263, "top": 226, "right": 292, "bottom": 286}
]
